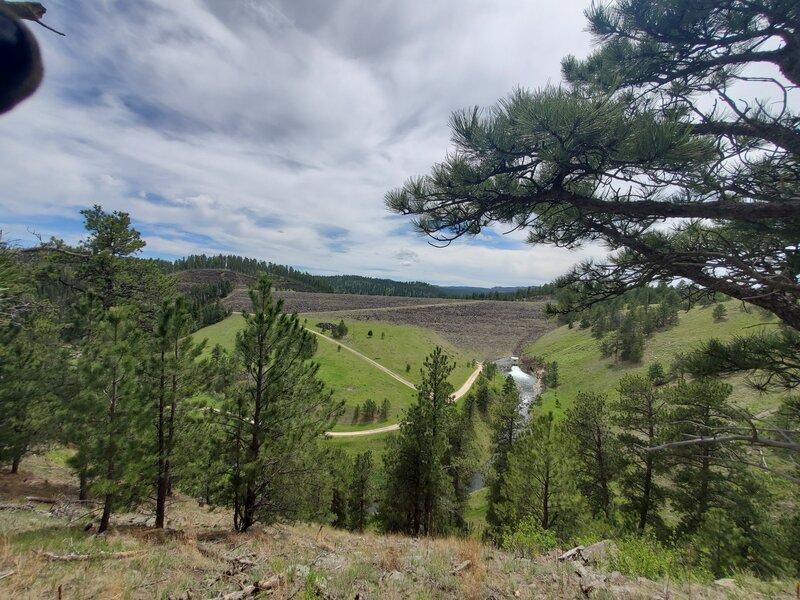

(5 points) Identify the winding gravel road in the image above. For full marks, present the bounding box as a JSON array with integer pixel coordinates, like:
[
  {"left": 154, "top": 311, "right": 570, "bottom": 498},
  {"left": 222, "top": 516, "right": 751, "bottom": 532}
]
[{"left": 309, "top": 329, "right": 483, "bottom": 438}]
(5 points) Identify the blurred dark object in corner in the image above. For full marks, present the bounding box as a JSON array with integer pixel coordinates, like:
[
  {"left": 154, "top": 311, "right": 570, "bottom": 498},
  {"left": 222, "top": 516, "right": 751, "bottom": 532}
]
[{"left": 0, "top": 4, "right": 43, "bottom": 114}]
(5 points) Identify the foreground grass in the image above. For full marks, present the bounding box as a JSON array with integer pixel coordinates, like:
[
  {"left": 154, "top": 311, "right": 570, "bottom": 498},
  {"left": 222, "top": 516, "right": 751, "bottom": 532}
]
[{"left": 526, "top": 301, "right": 781, "bottom": 418}]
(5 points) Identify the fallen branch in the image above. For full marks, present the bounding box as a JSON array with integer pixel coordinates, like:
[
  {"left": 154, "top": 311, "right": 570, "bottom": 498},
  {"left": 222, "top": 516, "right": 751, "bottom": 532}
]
[
  {"left": 0, "top": 571, "right": 15, "bottom": 581},
  {"left": 25, "top": 496, "right": 57, "bottom": 504},
  {"left": 40, "top": 550, "right": 144, "bottom": 562}
]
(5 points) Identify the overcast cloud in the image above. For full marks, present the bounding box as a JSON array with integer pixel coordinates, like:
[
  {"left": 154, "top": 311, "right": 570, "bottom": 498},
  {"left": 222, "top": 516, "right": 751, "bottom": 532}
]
[{"left": 0, "top": 0, "right": 602, "bottom": 287}]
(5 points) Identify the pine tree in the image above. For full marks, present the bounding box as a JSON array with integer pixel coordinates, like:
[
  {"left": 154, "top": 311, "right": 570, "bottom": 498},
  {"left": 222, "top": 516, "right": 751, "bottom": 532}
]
[
  {"left": 486, "top": 375, "right": 524, "bottom": 536},
  {"left": 663, "top": 379, "right": 740, "bottom": 533},
  {"left": 347, "top": 451, "right": 373, "bottom": 532},
  {"left": 73, "top": 307, "right": 146, "bottom": 533},
  {"left": 496, "top": 412, "right": 583, "bottom": 541},
  {"left": 0, "top": 315, "right": 64, "bottom": 473},
  {"left": 203, "top": 276, "right": 342, "bottom": 532},
  {"left": 613, "top": 374, "right": 668, "bottom": 533},
  {"left": 712, "top": 303, "right": 728, "bottom": 322},
  {"left": 379, "top": 398, "right": 390, "bottom": 421},
  {"left": 147, "top": 297, "right": 206, "bottom": 528},
  {"left": 380, "top": 347, "right": 456, "bottom": 535},
  {"left": 564, "top": 392, "right": 617, "bottom": 519}
]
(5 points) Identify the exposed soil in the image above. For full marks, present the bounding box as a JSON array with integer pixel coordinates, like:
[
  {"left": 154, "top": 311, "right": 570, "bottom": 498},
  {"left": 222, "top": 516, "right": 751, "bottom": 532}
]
[
  {"left": 223, "top": 291, "right": 553, "bottom": 360},
  {"left": 223, "top": 289, "right": 553, "bottom": 360},
  {"left": 223, "top": 290, "right": 460, "bottom": 313},
  {"left": 307, "top": 300, "right": 553, "bottom": 361}
]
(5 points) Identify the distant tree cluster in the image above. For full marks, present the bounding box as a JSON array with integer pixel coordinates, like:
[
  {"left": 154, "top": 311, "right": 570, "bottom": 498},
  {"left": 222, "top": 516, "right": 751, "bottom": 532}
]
[
  {"left": 331, "top": 320, "right": 348, "bottom": 339},
  {"left": 554, "top": 285, "right": 682, "bottom": 363},
  {"left": 350, "top": 398, "right": 390, "bottom": 424},
  {"left": 183, "top": 279, "right": 233, "bottom": 329},
  {"left": 168, "top": 254, "right": 333, "bottom": 293}
]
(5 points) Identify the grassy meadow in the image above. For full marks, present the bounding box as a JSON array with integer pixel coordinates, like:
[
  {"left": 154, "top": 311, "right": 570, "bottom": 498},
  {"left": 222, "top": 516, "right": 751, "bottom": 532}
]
[
  {"left": 193, "top": 313, "right": 478, "bottom": 432},
  {"left": 526, "top": 300, "right": 781, "bottom": 419},
  {"left": 301, "top": 312, "right": 477, "bottom": 388}
]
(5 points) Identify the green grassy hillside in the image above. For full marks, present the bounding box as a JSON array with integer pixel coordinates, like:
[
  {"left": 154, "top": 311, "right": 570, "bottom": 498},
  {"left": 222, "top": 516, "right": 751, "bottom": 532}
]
[
  {"left": 195, "top": 313, "right": 476, "bottom": 390},
  {"left": 192, "top": 312, "right": 477, "bottom": 435},
  {"left": 303, "top": 313, "right": 477, "bottom": 388},
  {"left": 526, "top": 300, "right": 779, "bottom": 418}
]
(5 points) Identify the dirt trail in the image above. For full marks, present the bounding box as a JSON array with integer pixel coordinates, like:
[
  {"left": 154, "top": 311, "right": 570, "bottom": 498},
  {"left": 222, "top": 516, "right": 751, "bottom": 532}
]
[
  {"left": 312, "top": 328, "right": 483, "bottom": 438},
  {"left": 306, "top": 329, "right": 416, "bottom": 390}
]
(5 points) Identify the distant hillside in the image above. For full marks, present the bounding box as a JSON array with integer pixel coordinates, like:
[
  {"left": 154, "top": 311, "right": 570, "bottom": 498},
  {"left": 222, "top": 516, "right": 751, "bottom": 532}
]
[
  {"left": 526, "top": 300, "right": 779, "bottom": 418},
  {"left": 172, "top": 268, "right": 320, "bottom": 294},
  {"left": 439, "top": 284, "right": 557, "bottom": 300},
  {"left": 319, "top": 274, "right": 445, "bottom": 298},
  {"left": 167, "top": 253, "right": 558, "bottom": 300}
]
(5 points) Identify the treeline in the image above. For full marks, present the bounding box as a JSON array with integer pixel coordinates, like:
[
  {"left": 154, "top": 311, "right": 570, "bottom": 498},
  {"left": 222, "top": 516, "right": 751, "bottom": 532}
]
[
  {"left": 465, "top": 283, "right": 559, "bottom": 301},
  {"left": 169, "top": 253, "right": 558, "bottom": 301},
  {"left": 169, "top": 254, "right": 334, "bottom": 293},
  {"left": 323, "top": 274, "right": 446, "bottom": 298}
]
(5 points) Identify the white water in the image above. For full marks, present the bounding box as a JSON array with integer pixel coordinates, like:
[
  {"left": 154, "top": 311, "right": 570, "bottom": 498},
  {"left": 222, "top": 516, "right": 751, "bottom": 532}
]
[
  {"left": 468, "top": 364, "right": 541, "bottom": 492},
  {"left": 509, "top": 365, "right": 539, "bottom": 420}
]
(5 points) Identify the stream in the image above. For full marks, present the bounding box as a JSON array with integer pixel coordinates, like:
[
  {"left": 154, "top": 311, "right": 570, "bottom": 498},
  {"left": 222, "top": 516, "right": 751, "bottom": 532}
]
[{"left": 468, "top": 361, "right": 540, "bottom": 493}]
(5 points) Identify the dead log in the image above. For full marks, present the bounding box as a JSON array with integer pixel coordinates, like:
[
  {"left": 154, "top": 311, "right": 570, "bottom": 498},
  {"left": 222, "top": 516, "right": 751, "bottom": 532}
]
[
  {"left": 0, "top": 571, "right": 15, "bottom": 581},
  {"left": 558, "top": 545, "right": 585, "bottom": 562},
  {"left": 40, "top": 550, "right": 143, "bottom": 562},
  {"left": 25, "top": 496, "right": 58, "bottom": 504}
]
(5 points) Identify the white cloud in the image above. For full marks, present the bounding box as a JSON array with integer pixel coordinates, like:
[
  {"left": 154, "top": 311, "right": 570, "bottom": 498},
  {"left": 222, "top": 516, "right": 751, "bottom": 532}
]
[{"left": 0, "top": 0, "right": 603, "bottom": 287}]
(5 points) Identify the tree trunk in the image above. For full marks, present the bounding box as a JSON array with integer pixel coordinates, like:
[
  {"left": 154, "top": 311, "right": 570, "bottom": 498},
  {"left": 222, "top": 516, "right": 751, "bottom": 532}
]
[
  {"left": 155, "top": 349, "right": 167, "bottom": 529},
  {"left": 638, "top": 454, "right": 653, "bottom": 532},
  {"left": 79, "top": 466, "right": 89, "bottom": 501},
  {"left": 10, "top": 455, "right": 20, "bottom": 474},
  {"left": 99, "top": 493, "right": 113, "bottom": 533},
  {"left": 155, "top": 472, "right": 168, "bottom": 529}
]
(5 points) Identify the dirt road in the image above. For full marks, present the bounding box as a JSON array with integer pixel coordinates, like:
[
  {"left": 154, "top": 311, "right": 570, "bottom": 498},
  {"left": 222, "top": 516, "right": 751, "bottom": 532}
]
[{"left": 316, "top": 329, "right": 483, "bottom": 438}]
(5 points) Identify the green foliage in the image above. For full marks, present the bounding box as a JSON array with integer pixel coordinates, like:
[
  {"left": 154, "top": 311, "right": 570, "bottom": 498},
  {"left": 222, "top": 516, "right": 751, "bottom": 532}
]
[
  {"left": 195, "top": 277, "right": 342, "bottom": 532},
  {"left": 607, "top": 533, "right": 710, "bottom": 583},
  {"left": 347, "top": 451, "right": 373, "bottom": 532},
  {"left": 712, "top": 303, "right": 728, "bottom": 323},
  {"left": 542, "top": 361, "right": 559, "bottom": 388},
  {"left": 485, "top": 377, "right": 524, "bottom": 536},
  {"left": 380, "top": 347, "right": 459, "bottom": 535},
  {"left": 332, "top": 320, "right": 348, "bottom": 339},
  {"left": 663, "top": 379, "right": 739, "bottom": 533},
  {"left": 647, "top": 361, "right": 667, "bottom": 385},
  {"left": 613, "top": 375, "right": 667, "bottom": 534},
  {"left": 501, "top": 515, "right": 558, "bottom": 558},
  {"left": 691, "top": 508, "right": 744, "bottom": 578},
  {"left": 564, "top": 392, "right": 617, "bottom": 519},
  {"left": 495, "top": 413, "right": 584, "bottom": 541},
  {"left": 379, "top": 398, "right": 390, "bottom": 421}
]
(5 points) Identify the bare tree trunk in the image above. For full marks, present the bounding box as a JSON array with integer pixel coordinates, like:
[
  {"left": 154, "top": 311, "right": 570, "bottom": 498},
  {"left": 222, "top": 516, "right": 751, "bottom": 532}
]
[
  {"left": 10, "top": 455, "right": 20, "bottom": 474},
  {"left": 79, "top": 466, "right": 89, "bottom": 501}
]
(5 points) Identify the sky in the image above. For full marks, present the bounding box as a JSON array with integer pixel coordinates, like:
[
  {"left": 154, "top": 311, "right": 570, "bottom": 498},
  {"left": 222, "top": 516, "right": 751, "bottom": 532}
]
[{"left": 0, "top": 0, "right": 603, "bottom": 287}]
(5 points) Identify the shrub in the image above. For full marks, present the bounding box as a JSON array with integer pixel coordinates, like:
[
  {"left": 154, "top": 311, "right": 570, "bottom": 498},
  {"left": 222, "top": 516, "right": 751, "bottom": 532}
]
[
  {"left": 607, "top": 533, "right": 711, "bottom": 583},
  {"left": 501, "top": 516, "right": 558, "bottom": 558},
  {"left": 712, "top": 303, "right": 728, "bottom": 322}
]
